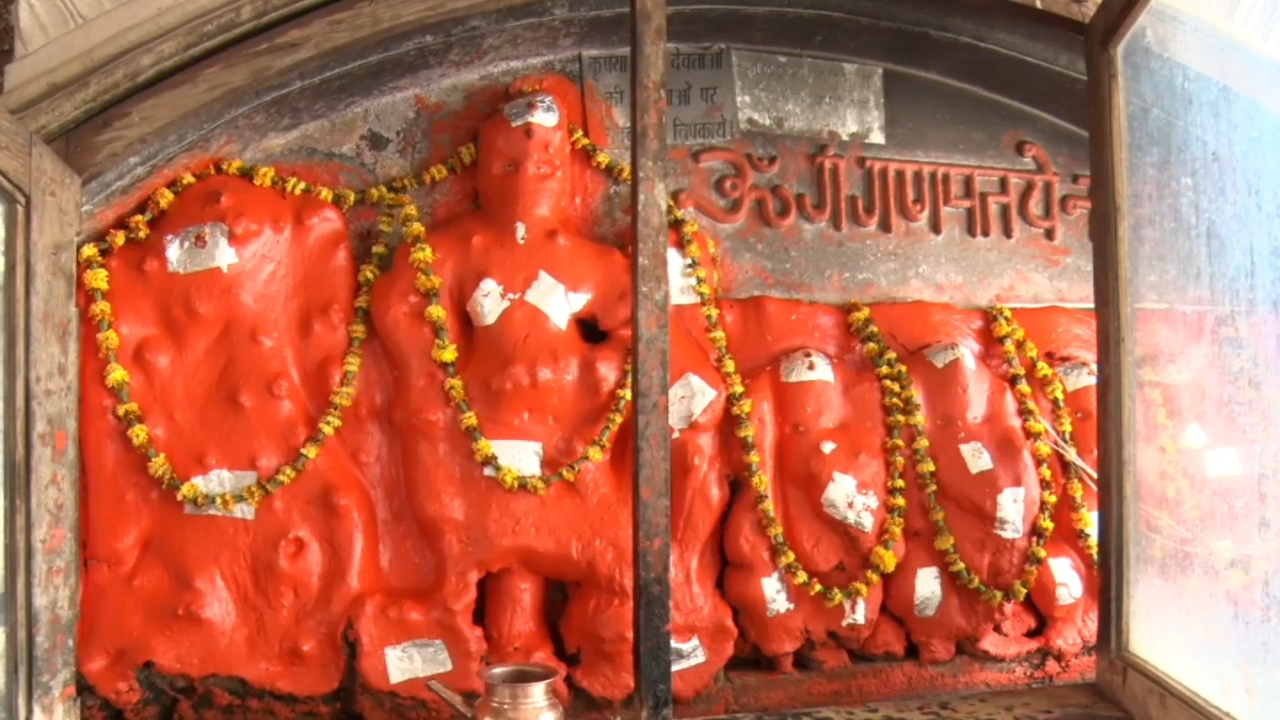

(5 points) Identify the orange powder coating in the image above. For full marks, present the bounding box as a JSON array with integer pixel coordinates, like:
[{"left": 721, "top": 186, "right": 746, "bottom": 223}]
[{"left": 77, "top": 72, "right": 1107, "bottom": 716}]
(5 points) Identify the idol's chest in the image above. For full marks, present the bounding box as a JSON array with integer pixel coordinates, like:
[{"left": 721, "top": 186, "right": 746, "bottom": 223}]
[{"left": 463, "top": 264, "right": 592, "bottom": 331}]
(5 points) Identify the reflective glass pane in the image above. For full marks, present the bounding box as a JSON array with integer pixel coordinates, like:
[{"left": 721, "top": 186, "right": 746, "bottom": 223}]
[{"left": 1120, "top": 3, "right": 1280, "bottom": 719}]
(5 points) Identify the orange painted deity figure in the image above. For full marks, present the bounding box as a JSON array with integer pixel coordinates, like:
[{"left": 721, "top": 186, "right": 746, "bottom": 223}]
[
  {"left": 872, "top": 304, "right": 1042, "bottom": 663},
  {"left": 720, "top": 300, "right": 904, "bottom": 671},
  {"left": 78, "top": 176, "right": 384, "bottom": 707},
  {"left": 369, "top": 73, "right": 734, "bottom": 704},
  {"left": 1014, "top": 308, "right": 1101, "bottom": 658}
]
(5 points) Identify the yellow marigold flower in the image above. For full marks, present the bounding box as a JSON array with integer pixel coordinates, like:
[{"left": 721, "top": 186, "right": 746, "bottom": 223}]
[
  {"left": 707, "top": 329, "right": 727, "bottom": 347},
  {"left": 177, "top": 481, "right": 202, "bottom": 503},
  {"left": 125, "top": 423, "right": 150, "bottom": 449},
  {"left": 990, "top": 320, "right": 1010, "bottom": 339},
  {"left": 885, "top": 495, "right": 906, "bottom": 511},
  {"left": 415, "top": 273, "right": 443, "bottom": 294},
  {"left": 215, "top": 493, "right": 237, "bottom": 512},
  {"left": 891, "top": 455, "right": 906, "bottom": 472},
  {"left": 276, "top": 465, "right": 299, "bottom": 484},
  {"left": 848, "top": 580, "right": 870, "bottom": 598},
  {"left": 1072, "top": 511, "right": 1094, "bottom": 531},
  {"left": 313, "top": 186, "right": 335, "bottom": 203},
  {"left": 342, "top": 353, "right": 362, "bottom": 375},
  {"left": 683, "top": 243, "right": 700, "bottom": 259},
  {"left": 916, "top": 459, "right": 936, "bottom": 474},
  {"left": 863, "top": 342, "right": 882, "bottom": 358},
  {"left": 319, "top": 412, "right": 343, "bottom": 436},
  {"left": 220, "top": 159, "right": 246, "bottom": 175},
  {"left": 126, "top": 215, "right": 151, "bottom": 241},
  {"left": 242, "top": 484, "right": 266, "bottom": 507},
  {"left": 334, "top": 189, "right": 357, "bottom": 209},
  {"left": 431, "top": 340, "right": 459, "bottom": 365},
  {"left": 83, "top": 268, "right": 110, "bottom": 292},
  {"left": 458, "top": 143, "right": 478, "bottom": 165},
  {"left": 807, "top": 581, "right": 825, "bottom": 596},
  {"left": 870, "top": 545, "right": 898, "bottom": 574},
  {"left": 734, "top": 422, "right": 755, "bottom": 439},
  {"left": 1023, "top": 419, "right": 1046, "bottom": 436},
  {"left": 864, "top": 568, "right": 881, "bottom": 586},
  {"left": 728, "top": 378, "right": 746, "bottom": 397},
  {"left": 151, "top": 187, "right": 176, "bottom": 211},
  {"left": 1032, "top": 442, "right": 1053, "bottom": 461},
  {"left": 331, "top": 387, "right": 354, "bottom": 407},
  {"left": 103, "top": 363, "right": 130, "bottom": 390},
  {"left": 497, "top": 467, "right": 520, "bottom": 491},
  {"left": 1054, "top": 416, "right": 1073, "bottom": 434},
  {"left": 300, "top": 442, "right": 320, "bottom": 460},
  {"left": 1065, "top": 480, "right": 1085, "bottom": 499},
  {"left": 147, "top": 453, "right": 173, "bottom": 480},
  {"left": 585, "top": 444, "right": 605, "bottom": 463},
  {"left": 252, "top": 166, "right": 276, "bottom": 187},
  {"left": 1084, "top": 539, "right": 1099, "bottom": 555},
  {"left": 96, "top": 329, "right": 120, "bottom": 357},
  {"left": 791, "top": 570, "right": 808, "bottom": 585},
  {"left": 730, "top": 399, "right": 752, "bottom": 417},
  {"left": 409, "top": 244, "right": 436, "bottom": 268},
  {"left": 1029, "top": 545, "right": 1048, "bottom": 561},
  {"left": 115, "top": 402, "right": 141, "bottom": 421},
  {"left": 615, "top": 386, "right": 633, "bottom": 403},
  {"left": 78, "top": 244, "right": 103, "bottom": 265},
  {"left": 88, "top": 301, "right": 113, "bottom": 323},
  {"left": 104, "top": 229, "right": 127, "bottom": 249},
  {"left": 444, "top": 377, "right": 466, "bottom": 402},
  {"left": 560, "top": 465, "right": 579, "bottom": 483},
  {"left": 1015, "top": 384, "right": 1034, "bottom": 399},
  {"left": 1009, "top": 582, "right": 1029, "bottom": 602},
  {"left": 1035, "top": 516, "right": 1055, "bottom": 533},
  {"left": 473, "top": 439, "right": 495, "bottom": 463},
  {"left": 764, "top": 522, "right": 784, "bottom": 540},
  {"left": 358, "top": 265, "right": 381, "bottom": 287},
  {"left": 1034, "top": 361, "right": 1054, "bottom": 380},
  {"left": 413, "top": 306, "right": 444, "bottom": 330},
  {"left": 775, "top": 549, "right": 796, "bottom": 567},
  {"left": 1038, "top": 466, "right": 1054, "bottom": 482},
  {"left": 459, "top": 411, "right": 479, "bottom": 431},
  {"left": 934, "top": 533, "right": 955, "bottom": 552},
  {"left": 907, "top": 413, "right": 925, "bottom": 428},
  {"left": 428, "top": 164, "right": 450, "bottom": 182},
  {"left": 718, "top": 357, "right": 736, "bottom": 375}
]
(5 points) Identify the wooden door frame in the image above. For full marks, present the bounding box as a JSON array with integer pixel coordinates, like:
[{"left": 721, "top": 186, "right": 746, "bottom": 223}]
[{"left": 0, "top": 108, "right": 83, "bottom": 720}]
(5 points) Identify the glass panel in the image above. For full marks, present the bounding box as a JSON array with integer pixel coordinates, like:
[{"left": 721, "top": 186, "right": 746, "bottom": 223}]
[{"left": 1120, "top": 3, "right": 1280, "bottom": 719}]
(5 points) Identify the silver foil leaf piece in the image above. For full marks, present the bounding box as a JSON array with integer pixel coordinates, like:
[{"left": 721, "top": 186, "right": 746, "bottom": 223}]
[
  {"left": 671, "top": 635, "right": 707, "bottom": 672},
  {"left": 384, "top": 638, "right": 454, "bottom": 685},
  {"left": 913, "top": 566, "right": 943, "bottom": 618},
  {"left": 183, "top": 468, "right": 259, "bottom": 520},
  {"left": 760, "top": 569, "right": 795, "bottom": 617},
  {"left": 164, "top": 222, "right": 237, "bottom": 275},
  {"left": 504, "top": 93, "right": 561, "bottom": 129}
]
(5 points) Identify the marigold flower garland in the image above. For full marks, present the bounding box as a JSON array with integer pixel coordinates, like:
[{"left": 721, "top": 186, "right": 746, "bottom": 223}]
[
  {"left": 990, "top": 306, "right": 1100, "bottom": 570},
  {"left": 79, "top": 149, "right": 482, "bottom": 510},
  {"left": 564, "top": 130, "right": 907, "bottom": 606},
  {"left": 395, "top": 131, "right": 633, "bottom": 493}
]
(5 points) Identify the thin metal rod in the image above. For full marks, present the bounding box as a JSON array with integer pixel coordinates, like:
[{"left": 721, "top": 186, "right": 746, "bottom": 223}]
[{"left": 629, "top": 0, "right": 672, "bottom": 716}]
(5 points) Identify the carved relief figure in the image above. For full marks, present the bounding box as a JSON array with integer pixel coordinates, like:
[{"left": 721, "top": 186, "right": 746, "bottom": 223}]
[
  {"left": 369, "top": 74, "right": 639, "bottom": 702},
  {"left": 78, "top": 176, "right": 382, "bottom": 706},
  {"left": 662, "top": 227, "right": 739, "bottom": 699},
  {"left": 721, "top": 301, "right": 901, "bottom": 670},
  {"left": 1013, "top": 309, "right": 1100, "bottom": 658},
  {"left": 872, "top": 304, "right": 1041, "bottom": 662}
]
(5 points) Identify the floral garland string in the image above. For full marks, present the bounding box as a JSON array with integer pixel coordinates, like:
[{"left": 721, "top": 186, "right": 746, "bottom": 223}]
[
  {"left": 990, "top": 306, "right": 1100, "bottom": 570},
  {"left": 79, "top": 150, "right": 478, "bottom": 510},
  {"left": 563, "top": 130, "right": 907, "bottom": 606}
]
